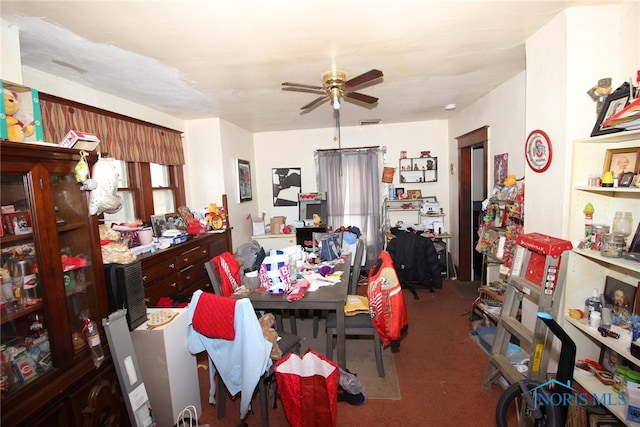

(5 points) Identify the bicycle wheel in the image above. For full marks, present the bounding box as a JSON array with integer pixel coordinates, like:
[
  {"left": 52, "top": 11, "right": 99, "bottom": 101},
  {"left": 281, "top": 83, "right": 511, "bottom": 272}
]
[{"left": 496, "top": 379, "right": 562, "bottom": 427}]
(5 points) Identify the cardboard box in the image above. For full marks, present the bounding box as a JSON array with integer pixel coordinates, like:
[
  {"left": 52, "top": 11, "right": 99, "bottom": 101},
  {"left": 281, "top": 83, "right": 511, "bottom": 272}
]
[
  {"left": 59, "top": 130, "right": 100, "bottom": 150},
  {"left": 1, "top": 80, "right": 44, "bottom": 143}
]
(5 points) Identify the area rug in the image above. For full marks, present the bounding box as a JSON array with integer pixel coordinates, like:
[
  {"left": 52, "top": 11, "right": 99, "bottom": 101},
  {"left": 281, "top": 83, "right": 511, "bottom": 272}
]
[
  {"left": 452, "top": 279, "right": 482, "bottom": 300},
  {"left": 295, "top": 315, "right": 401, "bottom": 400}
]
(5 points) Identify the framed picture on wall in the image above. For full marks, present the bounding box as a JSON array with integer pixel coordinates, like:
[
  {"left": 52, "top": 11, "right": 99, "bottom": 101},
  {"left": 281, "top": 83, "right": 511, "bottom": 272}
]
[
  {"left": 237, "top": 159, "right": 252, "bottom": 203},
  {"left": 272, "top": 168, "right": 301, "bottom": 206}
]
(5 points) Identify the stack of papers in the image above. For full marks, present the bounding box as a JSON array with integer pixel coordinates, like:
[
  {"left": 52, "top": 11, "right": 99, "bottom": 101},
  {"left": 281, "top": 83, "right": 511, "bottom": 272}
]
[{"left": 602, "top": 98, "right": 640, "bottom": 130}]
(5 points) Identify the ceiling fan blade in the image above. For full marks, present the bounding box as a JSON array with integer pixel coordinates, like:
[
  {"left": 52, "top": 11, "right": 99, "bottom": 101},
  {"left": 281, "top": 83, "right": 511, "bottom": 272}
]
[
  {"left": 346, "top": 92, "right": 379, "bottom": 104},
  {"left": 301, "top": 95, "right": 329, "bottom": 110},
  {"left": 345, "top": 69, "right": 383, "bottom": 89},
  {"left": 282, "top": 82, "right": 324, "bottom": 91}
]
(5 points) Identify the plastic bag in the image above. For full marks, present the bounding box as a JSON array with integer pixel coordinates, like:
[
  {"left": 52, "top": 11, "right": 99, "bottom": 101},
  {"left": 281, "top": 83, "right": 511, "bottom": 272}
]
[
  {"left": 89, "top": 156, "right": 122, "bottom": 215},
  {"left": 339, "top": 367, "right": 366, "bottom": 396}
]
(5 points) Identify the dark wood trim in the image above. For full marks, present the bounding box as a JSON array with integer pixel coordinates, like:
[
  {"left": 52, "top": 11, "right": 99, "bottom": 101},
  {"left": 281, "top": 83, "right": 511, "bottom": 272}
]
[{"left": 456, "top": 127, "right": 488, "bottom": 281}]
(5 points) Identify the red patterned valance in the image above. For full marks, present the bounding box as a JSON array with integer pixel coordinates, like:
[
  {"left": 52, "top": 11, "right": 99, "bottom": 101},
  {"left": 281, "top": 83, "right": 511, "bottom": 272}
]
[{"left": 40, "top": 97, "right": 184, "bottom": 165}]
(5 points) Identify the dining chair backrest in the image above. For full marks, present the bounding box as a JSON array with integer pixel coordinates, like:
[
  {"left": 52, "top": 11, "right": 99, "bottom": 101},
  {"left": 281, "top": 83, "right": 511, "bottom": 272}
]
[
  {"left": 204, "top": 260, "right": 223, "bottom": 295},
  {"left": 349, "top": 237, "right": 366, "bottom": 294}
]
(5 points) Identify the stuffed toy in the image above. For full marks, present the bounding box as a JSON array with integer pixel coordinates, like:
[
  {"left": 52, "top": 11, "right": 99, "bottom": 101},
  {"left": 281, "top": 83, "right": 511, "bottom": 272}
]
[{"left": 4, "top": 89, "right": 34, "bottom": 142}]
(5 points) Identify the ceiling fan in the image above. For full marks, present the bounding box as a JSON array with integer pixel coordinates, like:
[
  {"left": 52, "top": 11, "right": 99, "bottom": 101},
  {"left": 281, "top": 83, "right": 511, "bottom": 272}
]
[{"left": 282, "top": 69, "right": 383, "bottom": 111}]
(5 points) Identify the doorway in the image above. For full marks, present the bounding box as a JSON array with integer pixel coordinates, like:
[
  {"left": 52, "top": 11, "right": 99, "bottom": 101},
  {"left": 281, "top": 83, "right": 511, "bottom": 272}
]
[{"left": 456, "top": 127, "right": 488, "bottom": 282}]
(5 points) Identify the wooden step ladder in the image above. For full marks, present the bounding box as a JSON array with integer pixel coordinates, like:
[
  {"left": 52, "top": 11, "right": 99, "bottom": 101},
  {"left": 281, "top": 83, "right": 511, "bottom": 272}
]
[{"left": 482, "top": 232, "right": 573, "bottom": 389}]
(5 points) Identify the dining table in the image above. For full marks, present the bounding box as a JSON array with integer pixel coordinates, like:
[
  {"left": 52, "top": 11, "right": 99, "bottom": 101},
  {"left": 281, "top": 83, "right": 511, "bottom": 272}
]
[{"left": 233, "top": 253, "right": 351, "bottom": 369}]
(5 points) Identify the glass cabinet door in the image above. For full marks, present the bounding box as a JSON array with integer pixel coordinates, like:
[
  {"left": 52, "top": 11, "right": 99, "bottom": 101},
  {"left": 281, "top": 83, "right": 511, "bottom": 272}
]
[
  {"left": 51, "top": 173, "right": 103, "bottom": 367},
  {"left": 0, "top": 167, "right": 103, "bottom": 401},
  {"left": 0, "top": 172, "right": 53, "bottom": 400}
]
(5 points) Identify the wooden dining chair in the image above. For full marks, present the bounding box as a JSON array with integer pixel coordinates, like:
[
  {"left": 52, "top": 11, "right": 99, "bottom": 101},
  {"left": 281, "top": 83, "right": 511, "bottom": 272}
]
[
  {"left": 324, "top": 238, "right": 385, "bottom": 377},
  {"left": 203, "top": 260, "right": 301, "bottom": 425}
]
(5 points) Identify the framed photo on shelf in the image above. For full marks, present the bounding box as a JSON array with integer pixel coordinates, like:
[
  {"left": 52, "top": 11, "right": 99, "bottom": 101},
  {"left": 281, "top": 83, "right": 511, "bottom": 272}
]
[
  {"left": 591, "top": 82, "right": 630, "bottom": 137},
  {"left": 618, "top": 172, "right": 634, "bottom": 187},
  {"left": 151, "top": 214, "right": 167, "bottom": 237},
  {"left": 236, "top": 159, "right": 252, "bottom": 203},
  {"left": 395, "top": 187, "right": 405, "bottom": 199},
  {"left": 602, "top": 147, "right": 640, "bottom": 178},
  {"left": 599, "top": 346, "right": 625, "bottom": 374},
  {"left": 407, "top": 189, "right": 422, "bottom": 199},
  {"left": 603, "top": 275, "right": 638, "bottom": 315}
]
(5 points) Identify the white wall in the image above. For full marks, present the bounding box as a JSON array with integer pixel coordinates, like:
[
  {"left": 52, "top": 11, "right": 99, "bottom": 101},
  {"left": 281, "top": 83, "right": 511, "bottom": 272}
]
[
  {"left": 447, "top": 71, "right": 527, "bottom": 266},
  {"left": 252, "top": 120, "right": 450, "bottom": 238},
  {"left": 525, "top": 3, "right": 637, "bottom": 239}
]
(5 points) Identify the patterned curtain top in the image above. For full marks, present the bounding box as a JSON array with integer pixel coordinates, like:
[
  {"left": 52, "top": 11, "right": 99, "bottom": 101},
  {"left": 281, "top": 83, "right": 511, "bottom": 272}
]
[{"left": 40, "top": 98, "right": 184, "bottom": 165}]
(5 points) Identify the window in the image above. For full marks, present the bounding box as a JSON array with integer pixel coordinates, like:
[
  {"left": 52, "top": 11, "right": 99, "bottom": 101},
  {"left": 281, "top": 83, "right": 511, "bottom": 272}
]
[
  {"left": 151, "top": 163, "right": 175, "bottom": 215},
  {"left": 103, "top": 161, "right": 185, "bottom": 226}
]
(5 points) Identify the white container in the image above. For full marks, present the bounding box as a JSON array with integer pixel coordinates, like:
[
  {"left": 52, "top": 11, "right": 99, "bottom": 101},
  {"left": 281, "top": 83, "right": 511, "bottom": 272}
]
[{"left": 589, "top": 311, "right": 601, "bottom": 329}]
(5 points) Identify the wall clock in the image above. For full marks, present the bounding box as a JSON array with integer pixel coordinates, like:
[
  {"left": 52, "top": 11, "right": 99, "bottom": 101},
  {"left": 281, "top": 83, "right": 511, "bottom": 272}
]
[{"left": 525, "top": 129, "right": 553, "bottom": 173}]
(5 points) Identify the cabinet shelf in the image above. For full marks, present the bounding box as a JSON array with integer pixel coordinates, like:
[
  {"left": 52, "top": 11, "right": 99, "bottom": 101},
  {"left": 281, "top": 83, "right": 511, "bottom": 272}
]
[
  {"left": 572, "top": 248, "right": 640, "bottom": 275},
  {"left": 0, "top": 301, "right": 44, "bottom": 325},
  {"left": 565, "top": 316, "right": 640, "bottom": 366},
  {"left": 573, "top": 369, "right": 629, "bottom": 424},
  {"left": 574, "top": 186, "right": 640, "bottom": 194}
]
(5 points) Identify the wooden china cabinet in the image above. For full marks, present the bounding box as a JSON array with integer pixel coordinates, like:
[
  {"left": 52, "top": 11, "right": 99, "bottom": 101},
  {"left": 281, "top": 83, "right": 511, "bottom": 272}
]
[{"left": 1, "top": 141, "right": 127, "bottom": 426}]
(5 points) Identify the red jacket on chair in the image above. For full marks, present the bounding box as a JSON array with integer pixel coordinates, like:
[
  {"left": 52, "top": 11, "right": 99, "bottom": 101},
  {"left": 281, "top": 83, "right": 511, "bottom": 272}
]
[{"left": 367, "top": 250, "right": 409, "bottom": 346}]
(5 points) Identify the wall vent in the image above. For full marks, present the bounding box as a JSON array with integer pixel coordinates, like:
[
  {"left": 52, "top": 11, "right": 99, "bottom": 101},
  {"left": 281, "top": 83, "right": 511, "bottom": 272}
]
[{"left": 358, "top": 119, "right": 382, "bottom": 126}]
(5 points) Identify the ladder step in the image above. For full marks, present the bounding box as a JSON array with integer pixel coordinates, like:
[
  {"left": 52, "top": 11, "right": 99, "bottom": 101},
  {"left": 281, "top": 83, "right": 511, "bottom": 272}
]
[
  {"left": 500, "top": 316, "right": 533, "bottom": 354},
  {"left": 489, "top": 354, "right": 525, "bottom": 385},
  {"left": 510, "top": 276, "right": 541, "bottom": 302}
]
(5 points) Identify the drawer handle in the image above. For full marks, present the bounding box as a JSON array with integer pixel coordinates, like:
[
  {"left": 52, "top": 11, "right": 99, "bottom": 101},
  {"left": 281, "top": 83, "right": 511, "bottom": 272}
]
[
  {"left": 169, "top": 263, "right": 175, "bottom": 269},
  {"left": 183, "top": 257, "right": 189, "bottom": 262},
  {"left": 185, "top": 275, "right": 191, "bottom": 280},
  {"left": 143, "top": 275, "right": 148, "bottom": 281},
  {"left": 171, "top": 282, "right": 177, "bottom": 288},
  {"left": 145, "top": 297, "right": 150, "bottom": 303},
  {"left": 182, "top": 246, "right": 200, "bottom": 255}
]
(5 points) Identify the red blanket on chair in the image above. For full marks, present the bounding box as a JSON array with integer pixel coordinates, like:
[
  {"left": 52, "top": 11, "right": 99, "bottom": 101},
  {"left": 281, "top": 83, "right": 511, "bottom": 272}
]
[{"left": 192, "top": 292, "right": 236, "bottom": 340}]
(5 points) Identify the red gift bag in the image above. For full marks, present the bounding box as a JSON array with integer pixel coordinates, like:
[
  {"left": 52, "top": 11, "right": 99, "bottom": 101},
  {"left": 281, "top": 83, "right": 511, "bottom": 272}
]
[{"left": 274, "top": 348, "right": 339, "bottom": 427}]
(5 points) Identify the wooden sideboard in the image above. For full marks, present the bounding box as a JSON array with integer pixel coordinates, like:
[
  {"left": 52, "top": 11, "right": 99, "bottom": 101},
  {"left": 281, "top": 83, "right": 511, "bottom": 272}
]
[{"left": 137, "top": 230, "right": 232, "bottom": 305}]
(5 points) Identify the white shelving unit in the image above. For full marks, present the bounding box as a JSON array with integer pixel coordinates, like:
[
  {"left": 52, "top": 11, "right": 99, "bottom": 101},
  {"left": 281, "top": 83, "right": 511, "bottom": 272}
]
[
  {"left": 382, "top": 196, "right": 451, "bottom": 278},
  {"left": 562, "top": 129, "right": 640, "bottom": 425}
]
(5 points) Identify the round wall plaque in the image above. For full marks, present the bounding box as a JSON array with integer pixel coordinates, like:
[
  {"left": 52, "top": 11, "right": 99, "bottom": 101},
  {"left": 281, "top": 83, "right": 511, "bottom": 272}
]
[{"left": 525, "top": 129, "right": 553, "bottom": 173}]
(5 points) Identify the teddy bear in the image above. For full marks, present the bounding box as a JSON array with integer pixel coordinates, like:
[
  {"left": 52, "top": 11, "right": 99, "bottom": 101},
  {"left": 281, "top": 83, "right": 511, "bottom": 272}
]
[{"left": 4, "top": 89, "right": 34, "bottom": 142}]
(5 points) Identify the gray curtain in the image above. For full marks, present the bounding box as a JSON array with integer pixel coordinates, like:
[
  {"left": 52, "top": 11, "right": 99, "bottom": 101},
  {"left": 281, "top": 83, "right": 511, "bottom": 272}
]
[{"left": 315, "top": 147, "right": 382, "bottom": 268}]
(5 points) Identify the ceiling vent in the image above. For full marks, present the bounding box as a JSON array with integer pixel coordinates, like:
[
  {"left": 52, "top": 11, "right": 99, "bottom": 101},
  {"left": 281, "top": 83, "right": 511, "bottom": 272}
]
[{"left": 358, "top": 119, "right": 382, "bottom": 126}]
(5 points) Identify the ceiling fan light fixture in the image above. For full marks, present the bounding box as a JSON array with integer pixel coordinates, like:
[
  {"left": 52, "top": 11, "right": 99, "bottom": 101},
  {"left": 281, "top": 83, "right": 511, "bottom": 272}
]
[{"left": 330, "top": 87, "right": 341, "bottom": 110}]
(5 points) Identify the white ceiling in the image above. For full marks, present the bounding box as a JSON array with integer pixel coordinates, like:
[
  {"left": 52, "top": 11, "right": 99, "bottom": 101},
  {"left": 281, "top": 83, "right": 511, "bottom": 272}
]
[{"left": 0, "top": 0, "right": 620, "bottom": 132}]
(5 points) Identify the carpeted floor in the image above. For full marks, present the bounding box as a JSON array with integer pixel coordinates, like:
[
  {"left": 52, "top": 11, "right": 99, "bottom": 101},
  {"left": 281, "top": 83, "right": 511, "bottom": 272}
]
[
  {"left": 453, "top": 280, "right": 482, "bottom": 299},
  {"left": 296, "top": 314, "right": 401, "bottom": 400},
  {"left": 195, "top": 281, "right": 504, "bottom": 426}
]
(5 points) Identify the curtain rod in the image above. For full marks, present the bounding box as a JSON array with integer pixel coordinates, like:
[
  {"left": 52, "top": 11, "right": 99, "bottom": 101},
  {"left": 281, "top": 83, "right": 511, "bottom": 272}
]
[{"left": 315, "top": 145, "right": 384, "bottom": 153}]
